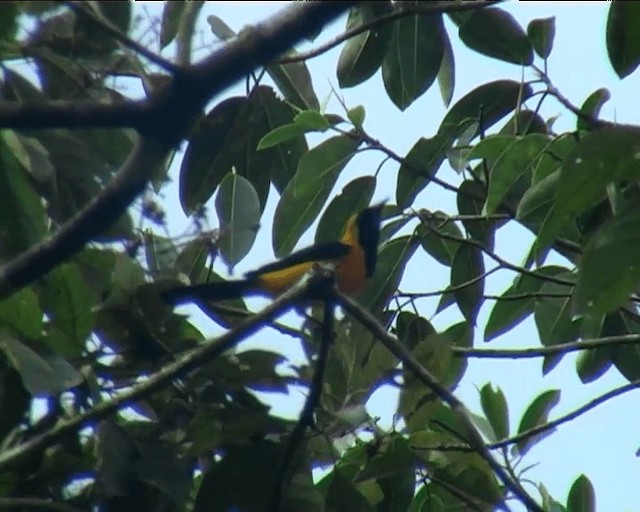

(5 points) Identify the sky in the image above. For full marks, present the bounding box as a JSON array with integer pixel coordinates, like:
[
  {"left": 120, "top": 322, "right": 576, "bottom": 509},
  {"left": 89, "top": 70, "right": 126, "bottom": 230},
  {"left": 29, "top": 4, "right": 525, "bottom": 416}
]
[{"left": 149, "top": 2, "right": 640, "bottom": 510}]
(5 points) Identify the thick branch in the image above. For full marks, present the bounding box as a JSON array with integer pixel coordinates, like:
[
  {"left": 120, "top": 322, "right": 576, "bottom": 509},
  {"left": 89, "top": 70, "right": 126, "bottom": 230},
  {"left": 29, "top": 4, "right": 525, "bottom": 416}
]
[{"left": 0, "top": 2, "right": 353, "bottom": 298}]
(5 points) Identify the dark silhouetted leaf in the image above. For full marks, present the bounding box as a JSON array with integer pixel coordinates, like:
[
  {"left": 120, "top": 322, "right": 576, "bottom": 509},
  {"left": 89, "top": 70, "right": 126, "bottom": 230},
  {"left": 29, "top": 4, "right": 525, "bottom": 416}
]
[
  {"left": 458, "top": 7, "right": 533, "bottom": 65},
  {"left": 273, "top": 135, "right": 359, "bottom": 256},
  {"left": 606, "top": 2, "right": 640, "bottom": 78},
  {"left": 451, "top": 244, "right": 485, "bottom": 324},
  {"left": 516, "top": 389, "right": 560, "bottom": 455},
  {"left": 382, "top": 14, "right": 445, "bottom": 110},
  {"left": 577, "top": 88, "right": 610, "bottom": 131},
  {"left": 527, "top": 17, "right": 555, "bottom": 59}
]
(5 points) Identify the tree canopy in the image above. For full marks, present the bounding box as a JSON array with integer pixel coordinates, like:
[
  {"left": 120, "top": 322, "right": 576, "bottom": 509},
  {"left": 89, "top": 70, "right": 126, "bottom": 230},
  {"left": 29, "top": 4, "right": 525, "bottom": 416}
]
[{"left": 0, "top": 2, "right": 639, "bottom": 511}]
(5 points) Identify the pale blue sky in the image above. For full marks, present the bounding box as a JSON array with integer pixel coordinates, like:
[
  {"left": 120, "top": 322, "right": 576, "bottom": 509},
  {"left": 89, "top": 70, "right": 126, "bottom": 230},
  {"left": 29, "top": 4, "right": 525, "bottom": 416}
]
[{"left": 154, "top": 3, "right": 640, "bottom": 510}]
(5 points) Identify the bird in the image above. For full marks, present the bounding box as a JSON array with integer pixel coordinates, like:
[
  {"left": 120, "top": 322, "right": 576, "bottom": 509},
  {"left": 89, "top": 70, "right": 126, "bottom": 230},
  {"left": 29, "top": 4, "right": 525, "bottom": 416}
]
[{"left": 161, "top": 203, "right": 384, "bottom": 305}]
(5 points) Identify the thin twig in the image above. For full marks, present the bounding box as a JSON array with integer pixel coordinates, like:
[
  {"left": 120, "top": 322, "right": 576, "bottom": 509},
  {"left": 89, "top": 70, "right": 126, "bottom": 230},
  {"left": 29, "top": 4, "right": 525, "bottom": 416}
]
[
  {"left": 64, "top": 1, "right": 178, "bottom": 73},
  {"left": 275, "top": 0, "right": 502, "bottom": 65},
  {"left": 269, "top": 294, "right": 335, "bottom": 512},
  {"left": 453, "top": 334, "right": 640, "bottom": 359},
  {"left": 532, "top": 64, "right": 611, "bottom": 130}
]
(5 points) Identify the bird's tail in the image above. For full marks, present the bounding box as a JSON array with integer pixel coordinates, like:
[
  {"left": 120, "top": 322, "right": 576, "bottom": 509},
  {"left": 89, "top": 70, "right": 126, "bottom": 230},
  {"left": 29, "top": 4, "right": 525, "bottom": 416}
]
[{"left": 161, "top": 279, "right": 256, "bottom": 305}]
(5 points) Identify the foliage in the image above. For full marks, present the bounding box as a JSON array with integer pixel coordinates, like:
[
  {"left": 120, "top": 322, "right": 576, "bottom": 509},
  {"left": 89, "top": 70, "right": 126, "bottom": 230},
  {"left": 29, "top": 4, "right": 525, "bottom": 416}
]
[{"left": 0, "top": 1, "right": 637, "bottom": 511}]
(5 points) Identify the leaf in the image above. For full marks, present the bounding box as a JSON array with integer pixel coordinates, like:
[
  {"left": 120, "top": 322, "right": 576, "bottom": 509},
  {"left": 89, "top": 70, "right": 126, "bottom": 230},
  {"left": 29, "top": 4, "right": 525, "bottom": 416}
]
[
  {"left": 257, "top": 122, "right": 308, "bottom": 150},
  {"left": 480, "top": 384, "right": 509, "bottom": 440},
  {"left": 577, "top": 88, "right": 610, "bottom": 131},
  {"left": 576, "top": 203, "right": 640, "bottom": 315},
  {"left": 337, "top": 5, "right": 393, "bottom": 88},
  {"left": 273, "top": 135, "right": 359, "bottom": 257},
  {"left": 485, "top": 267, "right": 568, "bottom": 343},
  {"left": 437, "top": 28, "right": 455, "bottom": 107},
  {"left": 500, "top": 110, "right": 548, "bottom": 136},
  {"left": 215, "top": 173, "right": 261, "bottom": 270},
  {"left": 160, "top": 2, "right": 186, "bottom": 49},
  {"left": 315, "top": 176, "right": 376, "bottom": 244},
  {"left": 535, "top": 126, "right": 640, "bottom": 256},
  {"left": 347, "top": 105, "right": 365, "bottom": 128},
  {"left": 0, "top": 335, "right": 81, "bottom": 396},
  {"left": 206, "top": 14, "right": 236, "bottom": 41},
  {"left": 439, "top": 80, "right": 533, "bottom": 138},
  {"left": 516, "top": 389, "right": 560, "bottom": 456},
  {"left": 41, "top": 263, "right": 96, "bottom": 354},
  {"left": 567, "top": 475, "right": 595, "bottom": 512},
  {"left": 0, "top": 288, "right": 42, "bottom": 339},
  {"left": 382, "top": 14, "right": 445, "bottom": 110},
  {"left": 457, "top": 180, "right": 493, "bottom": 249},
  {"left": 417, "top": 213, "right": 463, "bottom": 267},
  {"left": 517, "top": 170, "right": 560, "bottom": 230},
  {"left": 483, "top": 134, "right": 550, "bottom": 214},
  {"left": 396, "top": 312, "right": 436, "bottom": 352},
  {"left": 458, "top": 7, "right": 533, "bottom": 65},
  {"left": 396, "top": 134, "right": 453, "bottom": 209},
  {"left": 359, "top": 235, "right": 419, "bottom": 313},
  {"left": 266, "top": 55, "right": 320, "bottom": 111},
  {"left": 0, "top": 132, "right": 48, "bottom": 260},
  {"left": 606, "top": 2, "right": 640, "bottom": 78},
  {"left": 575, "top": 345, "right": 612, "bottom": 384},
  {"left": 527, "top": 17, "right": 555, "bottom": 59},
  {"left": 180, "top": 87, "right": 305, "bottom": 213},
  {"left": 451, "top": 244, "right": 485, "bottom": 325}
]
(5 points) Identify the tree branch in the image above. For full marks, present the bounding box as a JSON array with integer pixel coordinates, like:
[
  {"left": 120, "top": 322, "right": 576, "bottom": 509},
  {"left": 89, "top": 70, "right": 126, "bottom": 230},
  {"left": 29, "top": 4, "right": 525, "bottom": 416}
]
[
  {"left": 0, "top": 2, "right": 354, "bottom": 298},
  {"left": 276, "top": 0, "right": 502, "bottom": 65},
  {"left": 453, "top": 334, "right": 640, "bottom": 359},
  {"left": 338, "top": 293, "right": 542, "bottom": 512},
  {"left": 269, "top": 292, "right": 336, "bottom": 512},
  {"left": 0, "top": 285, "right": 304, "bottom": 471}
]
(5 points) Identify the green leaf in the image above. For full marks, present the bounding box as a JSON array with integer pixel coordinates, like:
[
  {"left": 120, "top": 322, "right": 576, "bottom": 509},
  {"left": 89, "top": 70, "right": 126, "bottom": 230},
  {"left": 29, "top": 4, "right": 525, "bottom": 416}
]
[
  {"left": 215, "top": 173, "right": 261, "bottom": 270},
  {"left": 359, "top": 235, "right": 419, "bottom": 313},
  {"left": 457, "top": 180, "right": 493, "bottom": 248},
  {"left": 458, "top": 7, "right": 533, "bottom": 65},
  {"left": 0, "top": 3, "right": 18, "bottom": 44},
  {"left": 347, "top": 105, "right": 366, "bottom": 128},
  {"left": 439, "top": 80, "right": 533, "bottom": 138},
  {"left": 0, "top": 132, "right": 48, "bottom": 260},
  {"left": 576, "top": 203, "right": 640, "bottom": 315},
  {"left": 527, "top": 17, "right": 555, "bottom": 59},
  {"left": 500, "top": 110, "right": 548, "bottom": 136},
  {"left": 0, "top": 335, "right": 82, "bottom": 396},
  {"left": 516, "top": 389, "right": 560, "bottom": 455},
  {"left": 417, "top": 213, "right": 463, "bottom": 267},
  {"left": 567, "top": 475, "right": 595, "bottom": 512},
  {"left": 535, "top": 126, "right": 640, "bottom": 256},
  {"left": 577, "top": 88, "right": 610, "bottom": 131},
  {"left": 485, "top": 267, "right": 567, "bottom": 343},
  {"left": 273, "top": 135, "right": 359, "bottom": 257},
  {"left": 41, "top": 263, "right": 96, "bottom": 353},
  {"left": 396, "top": 312, "right": 436, "bottom": 352},
  {"left": 483, "top": 134, "right": 550, "bottom": 214},
  {"left": 160, "top": 1, "right": 186, "bottom": 49},
  {"left": 180, "top": 87, "right": 304, "bottom": 213},
  {"left": 575, "top": 345, "right": 612, "bottom": 384},
  {"left": 266, "top": 55, "right": 320, "bottom": 111},
  {"left": 606, "top": 2, "right": 640, "bottom": 78},
  {"left": 206, "top": 14, "right": 236, "bottom": 41},
  {"left": 315, "top": 176, "right": 376, "bottom": 245},
  {"left": 517, "top": 170, "right": 560, "bottom": 230},
  {"left": 451, "top": 244, "right": 485, "bottom": 325},
  {"left": 0, "top": 288, "right": 42, "bottom": 339},
  {"left": 294, "top": 110, "right": 330, "bottom": 131},
  {"left": 480, "top": 384, "right": 509, "bottom": 440},
  {"left": 337, "top": 5, "right": 393, "bottom": 88},
  {"left": 382, "top": 14, "right": 445, "bottom": 110},
  {"left": 257, "top": 123, "right": 308, "bottom": 150},
  {"left": 396, "top": 134, "right": 453, "bottom": 209},
  {"left": 437, "top": 28, "right": 455, "bottom": 107}
]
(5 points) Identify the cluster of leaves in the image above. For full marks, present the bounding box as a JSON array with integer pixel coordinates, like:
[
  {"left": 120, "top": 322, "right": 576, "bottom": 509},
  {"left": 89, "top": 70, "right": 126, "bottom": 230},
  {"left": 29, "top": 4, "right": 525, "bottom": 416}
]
[{"left": 0, "top": 1, "right": 639, "bottom": 511}]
